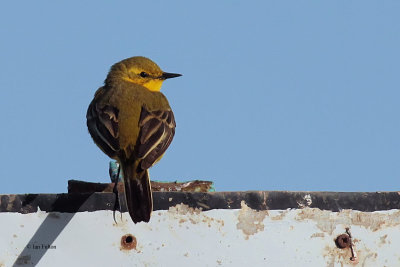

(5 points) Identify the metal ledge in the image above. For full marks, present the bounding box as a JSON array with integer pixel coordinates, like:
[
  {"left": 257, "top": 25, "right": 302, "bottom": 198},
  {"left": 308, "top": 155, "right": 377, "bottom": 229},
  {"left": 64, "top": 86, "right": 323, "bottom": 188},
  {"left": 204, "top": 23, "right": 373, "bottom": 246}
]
[{"left": 1, "top": 191, "right": 400, "bottom": 213}]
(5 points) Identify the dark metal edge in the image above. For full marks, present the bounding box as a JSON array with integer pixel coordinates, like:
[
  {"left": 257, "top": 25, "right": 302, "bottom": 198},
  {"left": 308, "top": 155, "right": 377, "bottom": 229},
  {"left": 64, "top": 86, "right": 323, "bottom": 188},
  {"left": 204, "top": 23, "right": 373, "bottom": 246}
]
[{"left": 1, "top": 191, "right": 400, "bottom": 213}]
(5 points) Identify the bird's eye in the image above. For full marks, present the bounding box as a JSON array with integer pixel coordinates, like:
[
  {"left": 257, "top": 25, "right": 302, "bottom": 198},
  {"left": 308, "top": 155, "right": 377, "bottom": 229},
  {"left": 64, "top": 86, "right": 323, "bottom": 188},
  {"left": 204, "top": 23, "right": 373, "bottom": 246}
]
[{"left": 140, "top": 72, "right": 149, "bottom": 78}]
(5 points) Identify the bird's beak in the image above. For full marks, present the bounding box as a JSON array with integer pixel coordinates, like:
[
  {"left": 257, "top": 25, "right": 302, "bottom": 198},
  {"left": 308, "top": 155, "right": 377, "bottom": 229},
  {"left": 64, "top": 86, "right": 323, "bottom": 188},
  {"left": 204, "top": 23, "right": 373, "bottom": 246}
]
[{"left": 160, "top": 72, "right": 182, "bottom": 80}]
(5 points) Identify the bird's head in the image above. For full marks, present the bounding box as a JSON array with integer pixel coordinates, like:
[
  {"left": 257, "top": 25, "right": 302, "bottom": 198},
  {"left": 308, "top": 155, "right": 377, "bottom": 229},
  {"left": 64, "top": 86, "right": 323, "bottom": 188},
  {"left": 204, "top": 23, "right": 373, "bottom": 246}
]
[{"left": 106, "top": 56, "right": 181, "bottom": 92}]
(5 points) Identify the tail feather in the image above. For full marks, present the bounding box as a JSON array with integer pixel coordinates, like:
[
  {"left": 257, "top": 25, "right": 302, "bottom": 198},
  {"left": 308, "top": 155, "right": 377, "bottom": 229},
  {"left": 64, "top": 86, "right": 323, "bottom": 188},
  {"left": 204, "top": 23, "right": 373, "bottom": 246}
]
[{"left": 122, "top": 163, "right": 153, "bottom": 223}]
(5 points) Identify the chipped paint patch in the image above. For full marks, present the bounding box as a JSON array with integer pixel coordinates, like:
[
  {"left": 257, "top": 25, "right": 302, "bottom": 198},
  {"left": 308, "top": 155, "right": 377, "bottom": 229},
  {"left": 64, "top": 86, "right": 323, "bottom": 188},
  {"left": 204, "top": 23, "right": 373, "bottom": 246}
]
[
  {"left": 310, "top": 233, "right": 325, "bottom": 238},
  {"left": 168, "top": 204, "right": 224, "bottom": 228},
  {"left": 236, "top": 201, "right": 268, "bottom": 240},
  {"left": 271, "top": 210, "right": 288, "bottom": 221},
  {"left": 168, "top": 204, "right": 201, "bottom": 216},
  {"left": 296, "top": 208, "right": 400, "bottom": 234}
]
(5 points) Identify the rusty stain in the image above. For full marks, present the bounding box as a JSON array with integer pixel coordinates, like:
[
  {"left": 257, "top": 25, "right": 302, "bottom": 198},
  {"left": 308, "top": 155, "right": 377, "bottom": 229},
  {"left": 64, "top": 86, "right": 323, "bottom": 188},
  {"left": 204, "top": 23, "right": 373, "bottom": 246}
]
[
  {"left": 296, "top": 208, "right": 400, "bottom": 234},
  {"left": 350, "top": 247, "right": 358, "bottom": 263},
  {"left": 323, "top": 244, "right": 354, "bottom": 267},
  {"left": 332, "top": 228, "right": 359, "bottom": 263},
  {"left": 236, "top": 201, "right": 268, "bottom": 240},
  {"left": 120, "top": 234, "right": 137, "bottom": 251},
  {"left": 335, "top": 234, "right": 351, "bottom": 248},
  {"left": 326, "top": 231, "right": 383, "bottom": 266},
  {"left": 345, "top": 228, "right": 358, "bottom": 262},
  {"left": 325, "top": 228, "right": 362, "bottom": 265}
]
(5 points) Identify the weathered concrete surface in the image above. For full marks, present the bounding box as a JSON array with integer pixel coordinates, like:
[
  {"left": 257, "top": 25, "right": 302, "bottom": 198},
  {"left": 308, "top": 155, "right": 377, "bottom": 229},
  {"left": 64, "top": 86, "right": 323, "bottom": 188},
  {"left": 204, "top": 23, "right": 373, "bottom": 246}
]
[{"left": 1, "top": 201, "right": 400, "bottom": 266}]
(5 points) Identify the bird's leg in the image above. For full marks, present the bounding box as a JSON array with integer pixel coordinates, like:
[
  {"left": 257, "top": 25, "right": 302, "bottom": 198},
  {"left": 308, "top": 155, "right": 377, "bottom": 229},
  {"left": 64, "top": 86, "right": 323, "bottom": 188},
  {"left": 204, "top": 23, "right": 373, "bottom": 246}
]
[{"left": 112, "top": 165, "right": 121, "bottom": 223}]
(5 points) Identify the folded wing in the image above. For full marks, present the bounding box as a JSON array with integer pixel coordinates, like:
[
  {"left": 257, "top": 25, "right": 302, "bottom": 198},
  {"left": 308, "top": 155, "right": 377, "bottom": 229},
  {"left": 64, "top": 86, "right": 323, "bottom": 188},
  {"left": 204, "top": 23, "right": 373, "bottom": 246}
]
[
  {"left": 136, "top": 107, "right": 176, "bottom": 170},
  {"left": 86, "top": 96, "right": 120, "bottom": 159}
]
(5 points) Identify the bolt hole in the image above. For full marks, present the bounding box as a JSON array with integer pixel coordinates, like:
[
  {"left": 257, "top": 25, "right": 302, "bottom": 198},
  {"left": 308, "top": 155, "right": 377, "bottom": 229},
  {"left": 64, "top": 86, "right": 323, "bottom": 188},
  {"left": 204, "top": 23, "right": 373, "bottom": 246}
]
[
  {"left": 121, "top": 234, "right": 137, "bottom": 250},
  {"left": 125, "top": 235, "right": 133, "bottom": 243}
]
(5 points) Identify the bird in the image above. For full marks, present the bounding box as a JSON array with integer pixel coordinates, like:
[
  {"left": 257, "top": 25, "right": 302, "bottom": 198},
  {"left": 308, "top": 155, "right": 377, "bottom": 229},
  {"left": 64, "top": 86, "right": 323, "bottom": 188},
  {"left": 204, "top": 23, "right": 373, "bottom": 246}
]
[{"left": 86, "top": 56, "right": 181, "bottom": 223}]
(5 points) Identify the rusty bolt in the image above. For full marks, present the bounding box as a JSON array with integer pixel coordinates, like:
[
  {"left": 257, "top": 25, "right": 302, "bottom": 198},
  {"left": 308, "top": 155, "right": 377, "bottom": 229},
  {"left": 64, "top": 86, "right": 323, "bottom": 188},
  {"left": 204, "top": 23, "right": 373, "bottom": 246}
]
[
  {"left": 120, "top": 234, "right": 137, "bottom": 250},
  {"left": 335, "top": 234, "right": 351, "bottom": 249}
]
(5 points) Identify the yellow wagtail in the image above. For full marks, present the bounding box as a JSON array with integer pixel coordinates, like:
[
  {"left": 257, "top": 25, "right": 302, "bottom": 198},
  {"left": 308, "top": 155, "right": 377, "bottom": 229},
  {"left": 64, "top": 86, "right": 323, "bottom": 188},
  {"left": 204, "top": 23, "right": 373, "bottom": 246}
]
[{"left": 86, "top": 56, "right": 181, "bottom": 223}]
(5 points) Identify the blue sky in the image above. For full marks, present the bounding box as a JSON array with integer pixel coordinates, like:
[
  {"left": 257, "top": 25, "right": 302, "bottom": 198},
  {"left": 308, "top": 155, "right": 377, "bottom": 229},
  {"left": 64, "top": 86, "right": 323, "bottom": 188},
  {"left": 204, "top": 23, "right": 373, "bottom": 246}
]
[{"left": 0, "top": 1, "right": 399, "bottom": 194}]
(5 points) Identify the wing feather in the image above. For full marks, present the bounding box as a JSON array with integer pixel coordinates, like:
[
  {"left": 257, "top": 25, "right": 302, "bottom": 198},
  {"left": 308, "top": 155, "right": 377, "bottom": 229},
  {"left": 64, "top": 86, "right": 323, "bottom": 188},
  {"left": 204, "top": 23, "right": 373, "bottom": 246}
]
[
  {"left": 136, "top": 106, "right": 176, "bottom": 170},
  {"left": 86, "top": 98, "right": 120, "bottom": 158}
]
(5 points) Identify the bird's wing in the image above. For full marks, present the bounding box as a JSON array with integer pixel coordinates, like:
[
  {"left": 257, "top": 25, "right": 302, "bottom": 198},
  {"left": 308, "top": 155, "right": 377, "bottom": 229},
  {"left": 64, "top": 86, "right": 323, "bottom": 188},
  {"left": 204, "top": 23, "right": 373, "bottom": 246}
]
[
  {"left": 135, "top": 106, "right": 176, "bottom": 170},
  {"left": 87, "top": 96, "right": 120, "bottom": 159}
]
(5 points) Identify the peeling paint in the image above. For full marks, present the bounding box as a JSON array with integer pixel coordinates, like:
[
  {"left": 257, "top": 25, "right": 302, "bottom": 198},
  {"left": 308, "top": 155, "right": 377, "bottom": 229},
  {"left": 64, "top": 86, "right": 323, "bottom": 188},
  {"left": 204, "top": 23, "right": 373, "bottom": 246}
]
[
  {"left": 323, "top": 244, "right": 353, "bottom": 267},
  {"left": 296, "top": 208, "right": 400, "bottom": 234},
  {"left": 168, "top": 204, "right": 224, "bottom": 229},
  {"left": 236, "top": 201, "right": 268, "bottom": 240},
  {"left": 310, "top": 233, "right": 325, "bottom": 238},
  {"left": 271, "top": 210, "right": 288, "bottom": 221},
  {"left": 1, "top": 206, "right": 400, "bottom": 266},
  {"left": 168, "top": 204, "right": 201, "bottom": 215}
]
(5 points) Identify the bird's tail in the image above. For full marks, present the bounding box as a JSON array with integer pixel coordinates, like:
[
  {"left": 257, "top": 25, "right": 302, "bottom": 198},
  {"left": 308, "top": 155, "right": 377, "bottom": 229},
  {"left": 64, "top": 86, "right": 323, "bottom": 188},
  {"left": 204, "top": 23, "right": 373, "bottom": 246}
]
[{"left": 121, "top": 161, "right": 153, "bottom": 223}]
